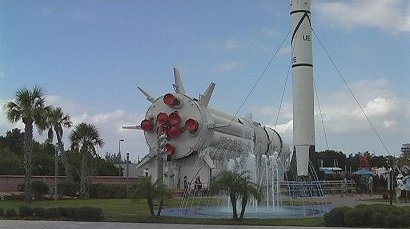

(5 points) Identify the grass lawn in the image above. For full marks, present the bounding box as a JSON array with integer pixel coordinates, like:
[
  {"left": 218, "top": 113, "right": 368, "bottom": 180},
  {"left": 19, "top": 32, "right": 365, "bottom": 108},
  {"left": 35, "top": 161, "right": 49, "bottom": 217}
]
[{"left": 0, "top": 198, "right": 324, "bottom": 226}]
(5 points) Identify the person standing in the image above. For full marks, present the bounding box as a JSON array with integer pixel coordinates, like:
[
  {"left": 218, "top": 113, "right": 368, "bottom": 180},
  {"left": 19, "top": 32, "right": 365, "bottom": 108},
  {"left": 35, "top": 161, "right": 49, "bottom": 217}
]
[
  {"left": 396, "top": 174, "right": 404, "bottom": 203},
  {"left": 183, "top": 176, "right": 189, "bottom": 199}
]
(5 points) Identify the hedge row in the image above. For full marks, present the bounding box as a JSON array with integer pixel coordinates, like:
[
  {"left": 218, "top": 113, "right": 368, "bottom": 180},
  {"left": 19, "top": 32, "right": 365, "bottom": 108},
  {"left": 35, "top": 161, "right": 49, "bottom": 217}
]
[
  {"left": 0, "top": 206, "right": 104, "bottom": 221},
  {"left": 59, "top": 183, "right": 126, "bottom": 199},
  {"left": 324, "top": 204, "right": 410, "bottom": 228}
]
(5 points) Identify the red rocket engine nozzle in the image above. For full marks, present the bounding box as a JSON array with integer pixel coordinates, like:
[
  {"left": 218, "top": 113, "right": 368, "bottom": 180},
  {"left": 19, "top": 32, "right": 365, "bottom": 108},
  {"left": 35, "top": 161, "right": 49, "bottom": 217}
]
[
  {"left": 156, "top": 112, "right": 168, "bottom": 125},
  {"left": 140, "top": 119, "right": 154, "bottom": 132},
  {"left": 169, "top": 111, "right": 181, "bottom": 125},
  {"left": 163, "top": 143, "right": 175, "bottom": 155},
  {"left": 163, "top": 93, "right": 179, "bottom": 107},
  {"left": 168, "top": 125, "right": 182, "bottom": 138},
  {"left": 185, "top": 118, "right": 199, "bottom": 133}
]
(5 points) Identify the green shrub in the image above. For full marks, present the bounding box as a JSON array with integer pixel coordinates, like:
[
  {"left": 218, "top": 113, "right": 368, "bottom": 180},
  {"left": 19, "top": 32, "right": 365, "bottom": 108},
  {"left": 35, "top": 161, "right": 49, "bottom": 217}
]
[
  {"left": 44, "top": 207, "right": 59, "bottom": 218},
  {"left": 89, "top": 184, "right": 126, "bottom": 199},
  {"left": 31, "top": 180, "right": 49, "bottom": 199},
  {"left": 19, "top": 205, "right": 33, "bottom": 217},
  {"left": 61, "top": 207, "right": 76, "bottom": 218},
  {"left": 6, "top": 209, "right": 17, "bottom": 217},
  {"left": 33, "top": 207, "right": 45, "bottom": 217},
  {"left": 329, "top": 204, "right": 410, "bottom": 228},
  {"left": 324, "top": 206, "right": 351, "bottom": 226},
  {"left": 74, "top": 207, "right": 104, "bottom": 221},
  {"left": 59, "top": 183, "right": 80, "bottom": 197},
  {"left": 0, "top": 208, "right": 4, "bottom": 217}
]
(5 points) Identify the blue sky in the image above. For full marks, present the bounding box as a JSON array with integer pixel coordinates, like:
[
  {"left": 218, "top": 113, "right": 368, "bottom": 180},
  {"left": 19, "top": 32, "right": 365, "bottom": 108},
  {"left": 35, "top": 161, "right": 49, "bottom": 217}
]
[{"left": 1, "top": 0, "right": 409, "bottom": 161}]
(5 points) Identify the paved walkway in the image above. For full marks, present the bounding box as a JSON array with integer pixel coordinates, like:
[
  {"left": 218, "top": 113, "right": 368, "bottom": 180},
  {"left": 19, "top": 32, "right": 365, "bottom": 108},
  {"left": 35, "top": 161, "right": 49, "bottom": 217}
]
[{"left": 0, "top": 220, "right": 389, "bottom": 229}]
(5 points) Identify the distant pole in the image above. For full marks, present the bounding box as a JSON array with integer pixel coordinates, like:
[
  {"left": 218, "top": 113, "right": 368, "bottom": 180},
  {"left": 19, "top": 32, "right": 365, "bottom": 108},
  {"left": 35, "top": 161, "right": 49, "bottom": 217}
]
[
  {"left": 126, "top": 152, "right": 130, "bottom": 197},
  {"left": 118, "top": 139, "right": 124, "bottom": 176},
  {"left": 54, "top": 147, "right": 58, "bottom": 201}
]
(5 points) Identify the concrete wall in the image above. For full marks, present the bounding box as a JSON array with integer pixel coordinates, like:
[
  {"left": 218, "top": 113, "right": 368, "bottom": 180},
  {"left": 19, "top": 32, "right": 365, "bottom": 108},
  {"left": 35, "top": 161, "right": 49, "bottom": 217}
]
[{"left": 0, "top": 175, "right": 142, "bottom": 192}]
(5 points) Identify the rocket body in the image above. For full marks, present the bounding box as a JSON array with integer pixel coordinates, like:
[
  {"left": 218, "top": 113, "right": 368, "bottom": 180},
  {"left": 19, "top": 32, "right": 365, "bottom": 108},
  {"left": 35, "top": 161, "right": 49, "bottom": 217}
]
[{"left": 291, "top": 0, "right": 315, "bottom": 176}]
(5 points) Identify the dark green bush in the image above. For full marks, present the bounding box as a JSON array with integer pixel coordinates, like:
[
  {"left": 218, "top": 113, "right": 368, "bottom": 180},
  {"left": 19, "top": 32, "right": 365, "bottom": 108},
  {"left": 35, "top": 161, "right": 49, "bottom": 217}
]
[
  {"left": 19, "top": 205, "right": 33, "bottom": 217},
  {"left": 61, "top": 207, "right": 76, "bottom": 218},
  {"left": 59, "top": 183, "right": 80, "bottom": 197},
  {"left": 89, "top": 184, "right": 126, "bottom": 199},
  {"left": 31, "top": 180, "right": 50, "bottom": 199},
  {"left": 344, "top": 207, "right": 366, "bottom": 227},
  {"left": 327, "top": 204, "right": 410, "bottom": 228},
  {"left": 6, "top": 209, "right": 17, "bottom": 217},
  {"left": 44, "top": 207, "right": 60, "bottom": 218},
  {"left": 74, "top": 207, "right": 104, "bottom": 221},
  {"left": 324, "top": 206, "right": 351, "bottom": 226},
  {"left": 33, "top": 207, "right": 45, "bottom": 217},
  {"left": 0, "top": 208, "right": 4, "bottom": 217}
]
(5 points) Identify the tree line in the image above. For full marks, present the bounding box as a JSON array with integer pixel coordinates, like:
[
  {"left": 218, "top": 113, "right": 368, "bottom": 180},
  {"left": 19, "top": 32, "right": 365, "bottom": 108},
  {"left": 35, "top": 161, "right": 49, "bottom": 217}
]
[{"left": 2, "top": 86, "right": 119, "bottom": 202}]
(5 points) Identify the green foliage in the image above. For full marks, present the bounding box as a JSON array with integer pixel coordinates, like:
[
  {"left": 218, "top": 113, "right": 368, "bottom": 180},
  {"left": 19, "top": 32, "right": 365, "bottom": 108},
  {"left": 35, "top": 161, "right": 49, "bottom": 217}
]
[
  {"left": 6, "top": 208, "right": 17, "bottom": 217},
  {"left": 31, "top": 180, "right": 50, "bottom": 199},
  {"left": 59, "top": 183, "right": 80, "bottom": 197},
  {"left": 92, "top": 155, "right": 121, "bottom": 176},
  {"left": 210, "top": 170, "right": 262, "bottom": 220},
  {"left": 73, "top": 207, "right": 104, "bottom": 221},
  {"left": 19, "top": 205, "right": 34, "bottom": 217},
  {"left": 44, "top": 207, "right": 60, "bottom": 218},
  {"left": 0, "top": 208, "right": 4, "bottom": 217},
  {"left": 33, "top": 207, "right": 45, "bottom": 217},
  {"left": 327, "top": 204, "right": 410, "bottom": 228},
  {"left": 89, "top": 184, "right": 126, "bottom": 199},
  {"left": 0, "top": 147, "right": 24, "bottom": 175},
  {"left": 130, "top": 176, "right": 171, "bottom": 216},
  {"left": 324, "top": 206, "right": 351, "bottom": 226},
  {"left": 0, "top": 128, "right": 25, "bottom": 157}
]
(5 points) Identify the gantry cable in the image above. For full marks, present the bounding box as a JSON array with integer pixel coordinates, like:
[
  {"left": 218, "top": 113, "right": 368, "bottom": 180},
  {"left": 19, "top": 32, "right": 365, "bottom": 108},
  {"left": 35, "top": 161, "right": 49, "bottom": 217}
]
[{"left": 312, "top": 29, "right": 391, "bottom": 155}]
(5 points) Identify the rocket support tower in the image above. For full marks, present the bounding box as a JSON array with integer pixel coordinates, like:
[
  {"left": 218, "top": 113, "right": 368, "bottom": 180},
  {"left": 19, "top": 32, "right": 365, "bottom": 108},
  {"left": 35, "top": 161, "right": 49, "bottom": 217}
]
[{"left": 291, "top": 0, "right": 315, "bottom": 177}]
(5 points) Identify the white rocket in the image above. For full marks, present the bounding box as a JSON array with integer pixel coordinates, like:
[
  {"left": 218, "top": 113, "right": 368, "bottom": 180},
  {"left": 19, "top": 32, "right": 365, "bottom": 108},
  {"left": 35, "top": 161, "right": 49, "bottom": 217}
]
[
  {"left": 291, "top": 0, "right": 315, "bottom": 177},
  {"left": 133, "top": 68, "right": 290, "bottom": 165}
]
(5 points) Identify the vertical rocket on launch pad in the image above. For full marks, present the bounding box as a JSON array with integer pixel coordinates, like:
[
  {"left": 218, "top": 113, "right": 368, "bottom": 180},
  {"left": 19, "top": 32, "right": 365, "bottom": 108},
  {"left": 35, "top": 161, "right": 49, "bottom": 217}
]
[{"left": 291, "top": 0, "right": 315, "bottom": 177}]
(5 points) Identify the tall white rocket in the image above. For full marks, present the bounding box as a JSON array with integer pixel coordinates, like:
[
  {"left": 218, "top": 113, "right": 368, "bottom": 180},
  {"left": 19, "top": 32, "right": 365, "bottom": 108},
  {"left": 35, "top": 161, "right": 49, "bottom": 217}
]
[{"left": 290, "top": 0, "right": 314, "bottom": 177}]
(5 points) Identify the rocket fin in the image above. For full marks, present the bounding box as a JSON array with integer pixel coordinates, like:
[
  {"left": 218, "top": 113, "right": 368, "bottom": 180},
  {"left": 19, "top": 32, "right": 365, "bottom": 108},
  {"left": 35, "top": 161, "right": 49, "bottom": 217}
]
[
  {"left": 173, "top": 67, "right": 185, "bottom": 94},
  {"left": 137, "top": 86, "right": 155, "bottom": 103},
  {"left": 199, "top": 82, "right": 215, "bottom": 107}
]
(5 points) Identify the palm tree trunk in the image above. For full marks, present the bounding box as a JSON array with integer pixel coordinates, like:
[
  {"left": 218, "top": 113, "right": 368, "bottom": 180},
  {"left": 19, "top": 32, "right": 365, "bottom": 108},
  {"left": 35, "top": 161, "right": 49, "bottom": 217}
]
[
  {"left": 239, "top": 195, "right": 248, "bottom": 219},
  {"left": 156, "top": 198, "right": 164, "bottom": 216},
  {"left": 147, "top": 197, "right": 155, "bottom": 216},
  {"left": 230, "top": 193, "right": 238, "bottom": 220},
  {"left": 56, "top": 134, "right": 72, "bottom": 183},
  {"left": 23, "top": 123, "right": 34, "bottom": 202},
  {"left": 80, "top": 151, "right": 89, "bottom": 199}
]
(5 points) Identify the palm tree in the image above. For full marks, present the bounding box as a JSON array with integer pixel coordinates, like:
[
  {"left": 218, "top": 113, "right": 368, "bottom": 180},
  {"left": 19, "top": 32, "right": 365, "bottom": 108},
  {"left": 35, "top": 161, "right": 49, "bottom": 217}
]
[
  {"left": 131, "top": 176, "right": 170, "bottom": 216},
  {"left": 210, "top": 170, "right": 262, "bottom": 220},
  {"left": 4, "top": 86, "right": 49, "bottom": 202},
  {"left": 45, "top": 106, "right": 73, "bottom": 182},
  {"left": 238, "top": 173, "right": 262, "bottom": 219},
  {"left": 69, "top": 122, "right": 104, "bottom": 199}
]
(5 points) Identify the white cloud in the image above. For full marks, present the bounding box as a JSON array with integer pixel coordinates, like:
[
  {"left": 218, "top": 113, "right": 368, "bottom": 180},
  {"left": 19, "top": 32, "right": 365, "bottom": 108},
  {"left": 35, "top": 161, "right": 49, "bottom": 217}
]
[
  {"left": 249, "top": 78, "right": 409, "bottom": 155},
  {"left": 261, "top": 28, "right": 281, "bottom": 37},
  {"left": 225, "top": 39, "right": 246, "bottom": 51},
  {"left": 315, "top": 0, "right": 410, "bottom": 33},
  {"left": 212, "top": 61, "right": 246, "bottom": 72}
]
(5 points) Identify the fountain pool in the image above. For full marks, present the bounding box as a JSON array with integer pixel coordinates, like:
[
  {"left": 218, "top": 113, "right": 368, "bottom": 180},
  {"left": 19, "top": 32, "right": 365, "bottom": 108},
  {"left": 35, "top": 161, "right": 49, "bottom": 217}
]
[{"left": 161, "top": 204, "right": 329, "bottom": 219}]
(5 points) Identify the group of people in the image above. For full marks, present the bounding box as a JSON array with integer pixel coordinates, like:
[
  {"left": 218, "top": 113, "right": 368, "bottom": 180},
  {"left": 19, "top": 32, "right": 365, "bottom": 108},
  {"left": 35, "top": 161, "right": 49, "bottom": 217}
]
[{"left": 183, "top": 175, "right": 203, "bottom": 198}]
